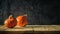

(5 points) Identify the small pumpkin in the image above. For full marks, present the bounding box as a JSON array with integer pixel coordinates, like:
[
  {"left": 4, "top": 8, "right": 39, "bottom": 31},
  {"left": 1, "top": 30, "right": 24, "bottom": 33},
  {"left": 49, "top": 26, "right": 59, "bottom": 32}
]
[
  {"left": 4, "top": 15, "right": 17, "bottom": 28},
  {"left": 16, "top": 15, "right": 27, "bottom": 27}
]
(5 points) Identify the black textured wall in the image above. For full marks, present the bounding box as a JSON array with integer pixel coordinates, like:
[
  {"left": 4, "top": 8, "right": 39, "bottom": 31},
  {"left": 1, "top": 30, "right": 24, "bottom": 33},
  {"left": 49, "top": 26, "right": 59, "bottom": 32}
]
[{"left": 0, "top": 0, "right": 60, "bottom": 25}]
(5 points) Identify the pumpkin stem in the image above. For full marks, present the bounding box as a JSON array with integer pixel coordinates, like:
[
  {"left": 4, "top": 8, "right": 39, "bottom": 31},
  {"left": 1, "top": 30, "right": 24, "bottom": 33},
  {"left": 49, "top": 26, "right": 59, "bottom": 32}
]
[
  {"left": 23, "top": 14, "right": 27, "bottom": 16},
  {"left": 9, "top": 15, "right": 13, "bottom": 19}
]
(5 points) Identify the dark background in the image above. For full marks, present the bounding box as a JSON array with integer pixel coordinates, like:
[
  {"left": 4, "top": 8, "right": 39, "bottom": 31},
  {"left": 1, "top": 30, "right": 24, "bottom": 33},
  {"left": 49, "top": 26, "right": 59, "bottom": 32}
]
[{"left": 0, "top": 0, "right": 60, "bottom": 25}]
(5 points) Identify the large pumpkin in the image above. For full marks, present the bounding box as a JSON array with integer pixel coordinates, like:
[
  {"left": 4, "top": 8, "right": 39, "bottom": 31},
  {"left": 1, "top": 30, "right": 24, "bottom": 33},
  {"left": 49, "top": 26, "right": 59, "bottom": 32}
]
[
  {"left": 16, "top": 15, "right": 27, "bottom": 27},
  {"left": 4, "top": 15, "right": 17, "bottom": 28}
]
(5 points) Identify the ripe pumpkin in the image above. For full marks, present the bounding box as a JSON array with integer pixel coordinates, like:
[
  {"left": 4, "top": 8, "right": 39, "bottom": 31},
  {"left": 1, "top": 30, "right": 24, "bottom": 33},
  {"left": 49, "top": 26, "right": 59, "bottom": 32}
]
[
  {"left": 4, "top": 15, "right": 17, "bottom": 28},
  {"left": 16, "top": 15, "right": 27, "bottom": 27}
]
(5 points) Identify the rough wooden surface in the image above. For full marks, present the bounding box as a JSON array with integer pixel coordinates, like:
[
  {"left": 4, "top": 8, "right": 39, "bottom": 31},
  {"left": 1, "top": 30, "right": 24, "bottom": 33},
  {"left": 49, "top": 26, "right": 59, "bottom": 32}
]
[{"left": 0, "top": 25, "right": 60, "bottom": 31}]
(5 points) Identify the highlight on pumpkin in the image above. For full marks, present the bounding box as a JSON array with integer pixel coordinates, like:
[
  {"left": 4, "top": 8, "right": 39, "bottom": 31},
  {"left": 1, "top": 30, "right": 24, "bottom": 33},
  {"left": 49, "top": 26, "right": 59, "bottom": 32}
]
[
  {"left": 16, "top": 14, "right": 28, "bottom": 27},
  {"left": 4, "top": 15, "right": 17, "bottom": 28}
]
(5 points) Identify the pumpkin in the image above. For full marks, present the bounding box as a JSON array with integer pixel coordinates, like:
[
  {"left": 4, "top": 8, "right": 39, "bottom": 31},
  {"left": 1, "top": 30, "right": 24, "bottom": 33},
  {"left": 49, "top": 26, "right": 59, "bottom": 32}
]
[
  {"left": 4, "top": 15, "right": 17, "bottom": 28},
  {"left": 16, "top": 15, "right": 27, "bottom": 27}
]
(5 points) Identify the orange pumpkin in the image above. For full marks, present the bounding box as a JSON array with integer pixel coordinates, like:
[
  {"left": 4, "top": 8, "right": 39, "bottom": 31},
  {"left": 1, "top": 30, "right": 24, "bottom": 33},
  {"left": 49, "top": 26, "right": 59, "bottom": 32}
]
[
  {"left": 4, "top": 15, "right": 17, "bottom": 28},
  {"left": 16, "top": 15, "right": 27, "bottom": 27}
]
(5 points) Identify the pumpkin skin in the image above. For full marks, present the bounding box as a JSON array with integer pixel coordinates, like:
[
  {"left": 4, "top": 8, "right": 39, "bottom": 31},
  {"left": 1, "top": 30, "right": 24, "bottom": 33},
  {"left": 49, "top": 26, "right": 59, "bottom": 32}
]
[
  {"left": 16, "top": 16, "right": 27, "bottom": 27},
  {"left": 4, "top": 15, "right": 17, "bottom": 28}
]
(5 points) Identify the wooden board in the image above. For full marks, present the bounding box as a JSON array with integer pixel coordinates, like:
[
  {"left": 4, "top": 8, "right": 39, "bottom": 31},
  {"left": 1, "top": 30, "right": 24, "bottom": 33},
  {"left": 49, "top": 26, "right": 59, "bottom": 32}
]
[
  {"left": 0, "top": 25, "right": 60, "bottom": 34},
  {"left": 0, "top": 25, "right": 60, "bottom": 31}
]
